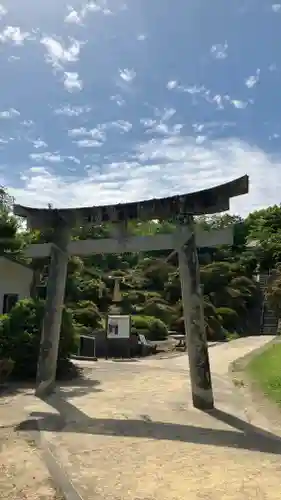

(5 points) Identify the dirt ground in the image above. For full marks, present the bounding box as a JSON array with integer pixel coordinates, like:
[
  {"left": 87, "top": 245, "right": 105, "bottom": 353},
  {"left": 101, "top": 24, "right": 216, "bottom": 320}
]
[
  {"left": 0, "top": 336, "right": 278, "bottom": 500},
  {"left": 0, "top": 390, "right": 64, "bottom": 500},
  {"left": 0, "top": 339, "right": 181, "bottom": 500}
]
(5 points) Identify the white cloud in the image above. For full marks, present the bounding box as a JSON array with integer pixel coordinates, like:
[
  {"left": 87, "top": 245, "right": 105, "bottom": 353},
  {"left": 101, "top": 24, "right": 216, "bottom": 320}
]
[
  {"left": 167, "top": 80, "right": 178, "bottom": 90},
  {"left": 32, "top": 139, "right": 48, "bottom": 149},
  {"left": 110, "top": 94, "right": 125, "bottom": 106},
  {"left": 212, "top": 94, "right": 224, "bottom": 110},
  {"left": 245, "top": 69, "right": 260, "bottom": 88},
  {"left": 141, "top": 118, "right": 182, "bottom": 137},
  {"left": 69, "top": 125, "right": 106, "bottom": 143},
  {"left": 0, "top": 4, "right": 7, "bottom": 18},
  {"left": 156, "top": 123, "right": 183, "bottom": 136},
  {"left": 68, "top": 127, "right": 88, "bottom": 137},
  {"left": 8, "top": 55, "right": 20, "bottom": 62},
  {"left": 269, "top": 133, "right": 280, "bottom": 141},
  {"left": 231, "top": 99, "right": 248, "bottom": 109},
  {"left": 63, "top": 72, "right": 83, "bottom": 91},
  {"left": 152, "top": 107, "right": 176, "bottom": 121},
  {"left": 64, "top": 8, "right": 83, "bottom": 24},
  {"left": 185, "top": 85, "right": 205, "bottom": 95},
  {"left": 88, "top": 128, "right": 105, "bottom": 141},
  {"left": 210, "top": 42, "right": 228, "bottom": 59},
  {"left": 76, "top": 139, "right": 103, "bottom": 148},
  {"left": 119, "top": 68, "right": 136, "bottom": 83},
  {"left": 0, "top": 108, "right": 20, "bottom": 118},
  {"left": 21, "top": 119, "right": 34, "bottom": 127},
  {"left": 137, "top": 34, "right": 147, "bottom": 41},
  {"left": 40, "top": 36, "right": 85, "bottom": 92},
  {"left": 0, "top": 26, "right": 32, "bottom": 45},
  {"left": 140, "top": 108, "right": 180, "bottom": 136},
  {"left": 54, "top": 105, "right": 91, "bottom": 116},
  {"left": 10, "top": 136, "right": 281, "bottom": 216},
  {"left": 29, "top": 166, "right": 48, "bottom": 174},
  {"left": 30, "top": 152, "right": 63, "bottom": 163},
  {"left": 167, "top": 80, "right": 207, "bottom": 97},
  {"left": 81, "top": 1, "right": 102, "bottom": 15},
  {"left": 64, "top": 1, "right": 112, "bottom": 24},
  {"left": 81, "top": 1, "right": 112, "bottom": 16},
  {"left": 192, "top": 123, "right": 205, "bottom": 133},
  {"left": 195, "top": 135, "right": 207, "bottom": 144},
  {"left": 41, "top": 37, "right": 84, "bottom": 70},
  {"left": 67, "top": 155, "right": 80, "bottom": 164},
  {"left": 167, "top": 83, "right": 235, "bottom": 113},
  {"left": 108, "top": 120, "right": 132, "bottom": 133},
  {"left": 272, "top": 4, "right": 281, "bottom": 12}
]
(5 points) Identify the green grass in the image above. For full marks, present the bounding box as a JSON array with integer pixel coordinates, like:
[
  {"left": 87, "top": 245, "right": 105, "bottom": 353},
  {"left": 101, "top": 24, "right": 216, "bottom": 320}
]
[{"left": 247, "top": 342, "right": 281, "bottom": 407}]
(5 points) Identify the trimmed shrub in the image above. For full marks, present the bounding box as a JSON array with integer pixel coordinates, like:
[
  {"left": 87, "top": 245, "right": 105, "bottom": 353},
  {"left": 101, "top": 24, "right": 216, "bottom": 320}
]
[
  {"left": 131, "top": 315, "right": 168, "bottom": 341},
  {"left": 142, "top": 298, "right": 176, "bottom": 325},
  {"left": 0, "top": 298, "right": 78, "bottom": 379},
  {"left": 71, "top": 300, "right": 102, "bottom": 330},
  {"left": 216, "top": 307, "right": 239, "bottom": 332}
]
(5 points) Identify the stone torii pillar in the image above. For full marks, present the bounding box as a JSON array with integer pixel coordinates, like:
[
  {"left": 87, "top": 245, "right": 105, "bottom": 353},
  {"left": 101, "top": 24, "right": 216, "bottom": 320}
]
[
  {"left": 178, "top": 217, "right": 213, "bottom": 410},
  {"left": 36, "top": 220, "right": 71, "bottom": 397}
]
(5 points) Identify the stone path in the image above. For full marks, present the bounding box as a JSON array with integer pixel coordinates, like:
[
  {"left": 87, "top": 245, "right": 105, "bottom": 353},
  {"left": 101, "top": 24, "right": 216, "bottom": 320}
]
[{"left": 4, "top": 335, "right": 281, "bottom": 500}]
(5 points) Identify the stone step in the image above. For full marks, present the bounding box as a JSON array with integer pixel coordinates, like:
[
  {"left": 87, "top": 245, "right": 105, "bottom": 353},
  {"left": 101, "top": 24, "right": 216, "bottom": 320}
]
[
  {"left": 264, "top": 314, "right": 277, "bottom": 320},
  {"left": 263, "top": 314, "right": 277, "bottom": 321}
]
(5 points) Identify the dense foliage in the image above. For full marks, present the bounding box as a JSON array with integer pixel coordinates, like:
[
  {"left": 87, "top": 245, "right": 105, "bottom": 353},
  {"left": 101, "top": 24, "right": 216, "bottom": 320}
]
[
  {"left": 0, "top": 298, "right": 78, "bottom": 379},
  {"left": 1, "top": 185, "right": 281, "bottom": 378}
]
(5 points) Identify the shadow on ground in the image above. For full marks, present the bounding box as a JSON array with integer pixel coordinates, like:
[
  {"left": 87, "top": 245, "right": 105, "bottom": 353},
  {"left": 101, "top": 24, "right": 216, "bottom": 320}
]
[
  {"left": 111, "top": 358, "right": 140, "bottom": 363},
  {"left": 0, "top": 369, "right": 102, "bottom": 400},
  {"left": 0, "top": 382, "right": 34, "bottom": 398},
  {"left": 58, "top": 378, "right": 102, "bottom": 399},
  {"left": 16, "top": 388, "right": 281, "bottom": 456}
]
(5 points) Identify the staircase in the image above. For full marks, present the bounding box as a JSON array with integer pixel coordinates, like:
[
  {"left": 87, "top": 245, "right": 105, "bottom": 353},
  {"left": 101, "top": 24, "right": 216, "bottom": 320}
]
[{"left": 258, "top": 271, "right": 278, "bottom": 335}]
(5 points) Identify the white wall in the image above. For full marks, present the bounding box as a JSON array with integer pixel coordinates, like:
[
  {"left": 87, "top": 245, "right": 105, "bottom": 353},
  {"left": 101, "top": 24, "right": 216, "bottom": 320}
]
[{"left": 0, "top": 257, "right": 33, "bottom": 314}]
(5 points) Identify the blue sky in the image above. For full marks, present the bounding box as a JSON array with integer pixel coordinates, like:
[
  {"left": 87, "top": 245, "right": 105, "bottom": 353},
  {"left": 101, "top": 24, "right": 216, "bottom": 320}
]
[{"left": 0, "top": 0, "right": 281, "bottom": 215}]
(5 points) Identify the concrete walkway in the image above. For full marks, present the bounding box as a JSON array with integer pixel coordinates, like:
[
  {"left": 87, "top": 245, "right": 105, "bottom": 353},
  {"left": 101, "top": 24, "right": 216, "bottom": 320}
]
[{"left": 16, "top": 336, "right": 281, "bottom": 499}]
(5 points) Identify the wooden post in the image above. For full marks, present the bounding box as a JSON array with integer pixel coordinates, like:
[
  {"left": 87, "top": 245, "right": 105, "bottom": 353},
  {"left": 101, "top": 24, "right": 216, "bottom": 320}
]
[
  {"left": 178, "top": 220, "right": 214, "bottom": 410},
  {"left": 35, "top": 222, "right": 70, "bottom": 398}
]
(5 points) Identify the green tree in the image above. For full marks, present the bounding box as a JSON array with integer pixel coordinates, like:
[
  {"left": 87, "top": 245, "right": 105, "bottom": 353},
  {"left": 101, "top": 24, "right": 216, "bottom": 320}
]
[
  {"left": 266, "top": 267, "right": 281, "bottom": 318},
  {"left": 0, "top": 187, "right": 22, "bottom": 254}
]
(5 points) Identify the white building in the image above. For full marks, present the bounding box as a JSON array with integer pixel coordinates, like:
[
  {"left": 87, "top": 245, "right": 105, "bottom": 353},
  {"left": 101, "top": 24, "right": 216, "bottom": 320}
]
[{"left": 0, "top": 256, "right": 33, "bottom": 314}]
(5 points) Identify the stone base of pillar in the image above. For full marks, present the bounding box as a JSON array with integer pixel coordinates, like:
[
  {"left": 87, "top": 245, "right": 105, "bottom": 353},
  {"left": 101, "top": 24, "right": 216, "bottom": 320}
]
[
  {"left": 192, "top": 390, "right": 214, "bottom": 411},
  {"left": 35, "top": 379, "right": 56, "bottom": 399}
]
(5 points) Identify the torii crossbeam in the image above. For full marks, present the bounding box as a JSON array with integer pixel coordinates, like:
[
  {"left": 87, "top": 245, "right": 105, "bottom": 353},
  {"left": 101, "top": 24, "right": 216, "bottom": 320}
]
[{"left": 14, "top": 175, "right": 249, "bottom": 408}]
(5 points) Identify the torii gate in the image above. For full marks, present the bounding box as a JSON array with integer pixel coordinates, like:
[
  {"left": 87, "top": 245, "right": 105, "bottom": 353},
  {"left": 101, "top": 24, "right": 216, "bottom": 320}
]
[{"left": 14, "top": 175, "right": 249, "bottom": 409}]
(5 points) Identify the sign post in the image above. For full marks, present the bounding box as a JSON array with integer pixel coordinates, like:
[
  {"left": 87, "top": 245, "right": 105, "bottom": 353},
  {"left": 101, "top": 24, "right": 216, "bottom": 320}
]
[{"left": 106, "top": 314, "right": 131, "bottom": 358}]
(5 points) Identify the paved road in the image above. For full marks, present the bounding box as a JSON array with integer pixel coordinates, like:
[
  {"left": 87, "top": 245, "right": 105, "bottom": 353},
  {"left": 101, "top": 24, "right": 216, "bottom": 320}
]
[{"left": 22, "top": 336, "right": 281, "bottom": 500}]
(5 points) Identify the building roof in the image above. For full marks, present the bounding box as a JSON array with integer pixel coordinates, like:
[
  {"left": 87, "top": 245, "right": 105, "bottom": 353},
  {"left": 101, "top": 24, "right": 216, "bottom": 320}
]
[{"left": 0, "top": 254, "right": 34, "bottom": 271}]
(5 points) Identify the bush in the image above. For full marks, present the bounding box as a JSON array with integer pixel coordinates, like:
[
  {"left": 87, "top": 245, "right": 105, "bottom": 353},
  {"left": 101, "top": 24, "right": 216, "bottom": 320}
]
[
  {"left": 216, "top": 307, "right": 239, "bottom": 332},
  {"left": 71, "top": 300, "right": 102, "bottom": 329},
  {"left": 142, "top": 298, "right": 176, "bottom": 325},
  {"left": 131, "top": 315, "right": 168, "bottom": 341},
  {"left": 74, "top": 323, "right": 93, "bottom": 337},
  {"left": 0, "top": 298, "right": 78, "bottom": 379}
]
